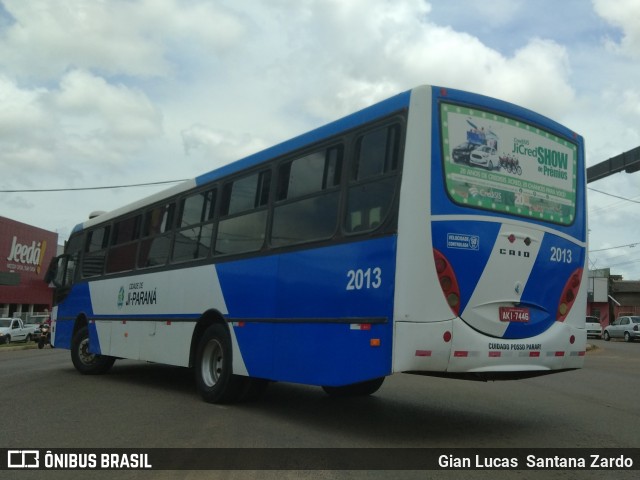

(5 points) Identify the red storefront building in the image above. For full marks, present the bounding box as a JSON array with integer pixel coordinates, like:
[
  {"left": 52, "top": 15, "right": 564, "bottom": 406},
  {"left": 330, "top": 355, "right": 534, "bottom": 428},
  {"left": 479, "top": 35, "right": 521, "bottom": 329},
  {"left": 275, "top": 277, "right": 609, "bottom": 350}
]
[{"left": 1, "top": 216, "right": 58, "bottom": 319}]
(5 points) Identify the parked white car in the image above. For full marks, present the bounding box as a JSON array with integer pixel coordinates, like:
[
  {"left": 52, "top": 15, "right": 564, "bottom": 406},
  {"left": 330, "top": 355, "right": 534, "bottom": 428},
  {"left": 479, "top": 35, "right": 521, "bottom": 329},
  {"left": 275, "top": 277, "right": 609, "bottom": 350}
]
[
  {"left": 0, "top": 318, "right": 37, "bottom": 344},
  {"left": 603, "top": 316, "right": 640, "bottom": 342},
  {"left": 586, "top": 316, "right": 602, "bottom": 339}
]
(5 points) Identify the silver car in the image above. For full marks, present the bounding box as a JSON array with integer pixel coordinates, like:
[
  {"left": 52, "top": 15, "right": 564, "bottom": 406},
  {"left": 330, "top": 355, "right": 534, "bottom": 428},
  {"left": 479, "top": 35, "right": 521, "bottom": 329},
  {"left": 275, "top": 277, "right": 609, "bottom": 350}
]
[
  {"left": 585, "top": 316, "right": 602, "bottom": 339},
  {"left": 603, "top": 316, "right": 640, "bottom": 342}
]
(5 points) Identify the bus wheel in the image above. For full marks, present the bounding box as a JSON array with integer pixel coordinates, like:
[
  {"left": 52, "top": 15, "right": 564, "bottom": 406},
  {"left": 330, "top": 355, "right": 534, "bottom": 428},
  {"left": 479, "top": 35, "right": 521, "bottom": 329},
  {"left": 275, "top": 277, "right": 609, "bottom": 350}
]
[
  {"left": 322, "top": 377, "right": 385, "bottom": 398},
  {"left": 71, "top": 326, "right": 115, "bottom": 375},
  {"left": 195, "top": 324, "right": 245, "bottom": 404}
]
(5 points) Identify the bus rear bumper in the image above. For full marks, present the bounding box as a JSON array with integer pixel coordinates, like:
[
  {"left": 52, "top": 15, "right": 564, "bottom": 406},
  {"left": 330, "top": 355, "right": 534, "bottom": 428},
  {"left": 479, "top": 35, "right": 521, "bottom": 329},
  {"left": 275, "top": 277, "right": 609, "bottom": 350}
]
[{"left": 393, "top": 318, "right": 586, "bottom": 378}]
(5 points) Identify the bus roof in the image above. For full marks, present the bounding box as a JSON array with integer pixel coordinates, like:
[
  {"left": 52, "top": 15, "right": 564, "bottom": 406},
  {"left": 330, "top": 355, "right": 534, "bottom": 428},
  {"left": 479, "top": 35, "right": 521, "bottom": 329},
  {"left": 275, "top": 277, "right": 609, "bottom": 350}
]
[{"left": 72, "top": 88, "right": 413, "bottom": 235}]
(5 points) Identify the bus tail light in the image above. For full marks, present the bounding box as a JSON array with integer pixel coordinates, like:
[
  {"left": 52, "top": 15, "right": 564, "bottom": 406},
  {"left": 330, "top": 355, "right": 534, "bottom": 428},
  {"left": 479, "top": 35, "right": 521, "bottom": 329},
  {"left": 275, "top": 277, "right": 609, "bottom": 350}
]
[
  {"left": 433, "top": 249, "right": 460, "bottom": 315},
  {"left": 557, "top": 268, "right": 583, "bottom": 322}
]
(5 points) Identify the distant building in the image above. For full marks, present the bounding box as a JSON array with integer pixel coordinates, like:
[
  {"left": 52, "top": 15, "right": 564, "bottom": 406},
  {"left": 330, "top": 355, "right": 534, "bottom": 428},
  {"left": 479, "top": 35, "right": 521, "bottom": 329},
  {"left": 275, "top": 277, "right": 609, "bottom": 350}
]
[
  {"left": 588, "top": 268, "right": 640, "bottom": 329},
  {"left": 609, "top": 279, "right": 640, "bottom": 318},
  {"left": 0, "top": 216, "right": 58, "bottom": 319},
  {"left": 587, "top": 269, "right": 611, "bottom": 327}
]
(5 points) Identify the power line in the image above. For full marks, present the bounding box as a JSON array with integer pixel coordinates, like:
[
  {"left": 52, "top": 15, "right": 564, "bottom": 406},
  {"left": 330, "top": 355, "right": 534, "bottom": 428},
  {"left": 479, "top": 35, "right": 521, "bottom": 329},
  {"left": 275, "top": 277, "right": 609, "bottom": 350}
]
[
  {"left": 590, "top": 242, "right": 640, "bottom": 253},
  {"left": 588, "top": 187, "right": 640, "bottom": 204},
  {"left": 588, "top": 189, "right": 640, "bottom": 215},
  {"left": 3, "top": 180, "right": 638, "bottom": 198},
  {"left": 0, "top": 179, "right": 189, "bottom": 193}
]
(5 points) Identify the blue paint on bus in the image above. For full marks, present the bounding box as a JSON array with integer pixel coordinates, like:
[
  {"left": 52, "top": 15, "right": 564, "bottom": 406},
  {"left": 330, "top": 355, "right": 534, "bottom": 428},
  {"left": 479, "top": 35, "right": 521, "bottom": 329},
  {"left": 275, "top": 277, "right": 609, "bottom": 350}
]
[
  {"left": 431, "top": 220, "right": 501, "bottom": 314},
  {"left": 218, "top": 237, "right": 397, "bottom": 384},
  {"left": 216, "top": 236, "right": 396, "bottom": 320}
]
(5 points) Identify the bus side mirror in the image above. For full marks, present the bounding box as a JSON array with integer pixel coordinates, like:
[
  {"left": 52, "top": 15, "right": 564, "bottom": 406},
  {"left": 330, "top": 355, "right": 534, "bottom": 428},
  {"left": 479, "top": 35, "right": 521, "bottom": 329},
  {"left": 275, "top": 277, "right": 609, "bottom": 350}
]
[
  {"left": 44, "top": 257, "right": 59, "bottom": 284},
  {"left": 45, "top": 255, "right": 70, "bottom": 288}
]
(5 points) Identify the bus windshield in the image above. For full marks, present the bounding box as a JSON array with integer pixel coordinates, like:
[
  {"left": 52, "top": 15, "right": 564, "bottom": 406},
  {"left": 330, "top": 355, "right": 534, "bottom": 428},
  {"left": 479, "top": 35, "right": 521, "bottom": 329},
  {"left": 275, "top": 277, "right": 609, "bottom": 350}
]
[{"left": 441, "top": 102, "right": 578, "bottom": 226}]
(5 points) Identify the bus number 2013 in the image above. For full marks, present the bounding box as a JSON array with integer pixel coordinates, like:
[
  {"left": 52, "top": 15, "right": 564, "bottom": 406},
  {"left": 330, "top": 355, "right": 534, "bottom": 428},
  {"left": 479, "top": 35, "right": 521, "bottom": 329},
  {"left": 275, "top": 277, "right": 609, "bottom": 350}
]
[
  {"left": 346, "top": 267, "right": 382, "bottom": 290},
  {"left": 550, "top": 247, "right": 572, "bottom": 264}
]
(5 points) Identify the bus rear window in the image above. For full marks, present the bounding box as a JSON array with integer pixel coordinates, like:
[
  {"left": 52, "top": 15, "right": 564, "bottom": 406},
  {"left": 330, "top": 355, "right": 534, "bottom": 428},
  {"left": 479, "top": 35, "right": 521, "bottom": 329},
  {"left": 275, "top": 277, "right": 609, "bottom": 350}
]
[{"left": 440, "top": 102, "right": 578, "bottom": 226}]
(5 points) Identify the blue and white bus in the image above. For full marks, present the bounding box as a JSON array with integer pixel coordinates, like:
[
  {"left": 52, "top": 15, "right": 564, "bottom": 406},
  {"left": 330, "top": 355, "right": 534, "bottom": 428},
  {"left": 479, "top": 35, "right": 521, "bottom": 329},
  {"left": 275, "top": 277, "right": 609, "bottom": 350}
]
[{"left": 47, "top": 85, "right": 587, "bottom": 403}]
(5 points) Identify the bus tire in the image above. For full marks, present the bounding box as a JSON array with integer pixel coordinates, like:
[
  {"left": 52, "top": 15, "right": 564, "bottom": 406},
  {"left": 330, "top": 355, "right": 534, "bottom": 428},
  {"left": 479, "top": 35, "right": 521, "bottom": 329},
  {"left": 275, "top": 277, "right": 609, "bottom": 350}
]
[
  {"left": 322, "top": 377, "right": 385, "bottom": 398},
  {"left": 71, "top": 326, "right": 115, "bottom": 375},
  {"left": 195, "top": 324, "right": 245, "bottom": 404}
]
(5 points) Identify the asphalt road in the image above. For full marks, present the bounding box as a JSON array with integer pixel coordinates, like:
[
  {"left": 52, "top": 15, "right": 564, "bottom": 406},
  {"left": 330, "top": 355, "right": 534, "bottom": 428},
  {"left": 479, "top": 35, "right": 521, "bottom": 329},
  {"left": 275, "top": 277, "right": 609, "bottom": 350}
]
[{"left": 1, "top": 339, "right": 639, "bottom": 480}]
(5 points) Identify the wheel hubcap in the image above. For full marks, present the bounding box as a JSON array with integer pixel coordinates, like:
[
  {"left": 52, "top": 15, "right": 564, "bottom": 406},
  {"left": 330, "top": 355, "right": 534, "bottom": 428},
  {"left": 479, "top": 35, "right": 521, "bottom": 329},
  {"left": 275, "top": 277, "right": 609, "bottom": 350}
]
[
  {"left": 201, "top": 339, "right": 224, "bottom": 388},
  {"left": 79, "top": 338, "right": 96, "bottom": 364}
]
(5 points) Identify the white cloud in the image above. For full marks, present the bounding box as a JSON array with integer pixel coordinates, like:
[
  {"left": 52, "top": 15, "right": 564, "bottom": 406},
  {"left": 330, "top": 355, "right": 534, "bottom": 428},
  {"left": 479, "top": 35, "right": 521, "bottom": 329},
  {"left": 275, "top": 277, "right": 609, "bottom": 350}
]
[
  {"left": 0, "top": 75, "right": 48, "bottom": 134},
  {"left": 0, "top": 69, "right": 163, "bottom": 190},
  {"left": 0, "top": 76, "right": 57, "bottom": 175},
  {"left": 224, "top": 0, "right": 575, "bottom": 124},
  {"left": 593, "top": 0, "right": 640, "bottom": 58},
  {"left": 53, "top": 69, "right": 163, "bottom": 142},
  {"left": 1, "top": 0, "right": 577, "bottom": 150},
  {"left": 0, "top": 0, "right": 246, "bottom": 79},
  {"left": 620, "top": 89, "right": 640, "bottom": 119},
  {"left": 181, "top": 124, "right": 267, "bottom": 164},
  {"left": 0, "top": 0, "right": 166, "bottom": 78}
]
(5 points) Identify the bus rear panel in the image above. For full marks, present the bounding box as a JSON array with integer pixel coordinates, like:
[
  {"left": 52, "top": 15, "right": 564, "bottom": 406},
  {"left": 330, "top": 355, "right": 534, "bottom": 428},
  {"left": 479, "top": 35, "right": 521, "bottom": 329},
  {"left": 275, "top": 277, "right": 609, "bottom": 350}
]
[{"left": 393, "top": 86, "right": 586, "bottom": 380}]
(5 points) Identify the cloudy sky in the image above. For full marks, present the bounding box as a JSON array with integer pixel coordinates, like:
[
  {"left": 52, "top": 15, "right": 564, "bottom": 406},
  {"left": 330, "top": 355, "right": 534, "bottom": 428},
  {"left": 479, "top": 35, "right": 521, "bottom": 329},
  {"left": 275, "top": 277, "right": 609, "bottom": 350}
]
[{"left": 1, "top": 0, "right": 640, "bottom": 278}]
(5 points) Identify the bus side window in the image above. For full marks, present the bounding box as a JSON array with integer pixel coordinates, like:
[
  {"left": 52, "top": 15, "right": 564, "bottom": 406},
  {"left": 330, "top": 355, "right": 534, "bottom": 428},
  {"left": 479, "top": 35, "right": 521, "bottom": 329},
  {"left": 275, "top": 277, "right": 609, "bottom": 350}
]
[
  {"left": 82, "top": 226, "right": 110, "bottom": 278},
  {"left": 271, "top": 146, "right": 342, "bottom": 247},
  {"left": 346, "top": 124, "right": 400, "bottom": 233},
  {"left": 172, "top": 189, "right": 215, "bottom": 263},
  {"left": 138, "top": 203, "right": 175, "bottom": 268},
  {"left": 215, "top": 170, "right": 270, "bottom": 256},
  {"left": 106, "top": 215, "right": 141, "bottom": 273}
]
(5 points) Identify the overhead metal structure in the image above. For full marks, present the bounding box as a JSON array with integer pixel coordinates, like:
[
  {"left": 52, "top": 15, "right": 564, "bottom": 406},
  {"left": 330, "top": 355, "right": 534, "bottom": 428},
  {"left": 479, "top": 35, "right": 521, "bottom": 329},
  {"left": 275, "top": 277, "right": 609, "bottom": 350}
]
[{"left": 587, "top": 146, "right": 640, "bottom": 183}]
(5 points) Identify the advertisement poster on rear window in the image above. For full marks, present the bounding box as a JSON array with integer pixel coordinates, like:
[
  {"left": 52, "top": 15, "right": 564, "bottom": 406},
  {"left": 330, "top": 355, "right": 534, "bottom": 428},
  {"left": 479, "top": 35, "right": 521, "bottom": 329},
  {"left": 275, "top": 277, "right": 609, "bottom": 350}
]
[{"left": 440, "top": 102, "right": 577, "bottom": 225}]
